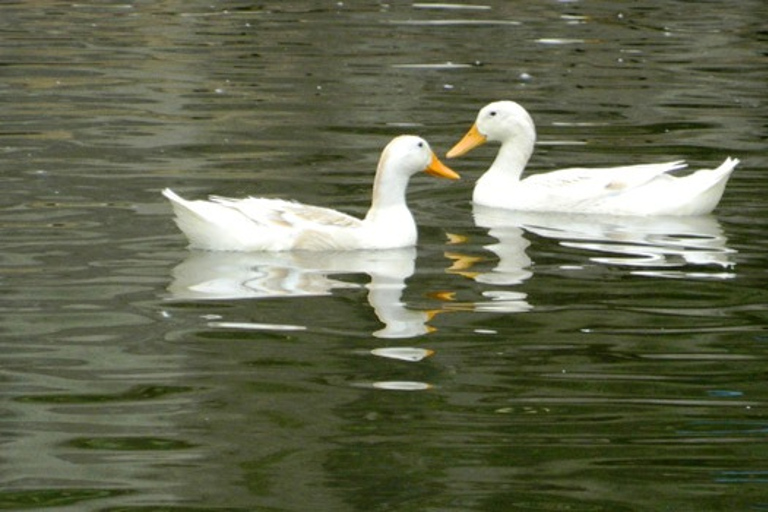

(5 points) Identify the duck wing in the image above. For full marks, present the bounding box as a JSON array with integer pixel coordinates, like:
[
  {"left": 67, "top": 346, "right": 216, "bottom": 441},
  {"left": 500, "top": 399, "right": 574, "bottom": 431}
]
[
  {"left": 210, "top": 196, "right": 367, "bottom": 251},
  {"left": 525, "top": 161, "right": 686, "bottom": 192},
  {"left": 522, "top": 161, "right": 687, "bottom": 203},
  {"left": 210, "top": 196, "right": 363, "bottom": 230},
  {"left": 163, "top": 189, "right": 365, "bottom": 251}
]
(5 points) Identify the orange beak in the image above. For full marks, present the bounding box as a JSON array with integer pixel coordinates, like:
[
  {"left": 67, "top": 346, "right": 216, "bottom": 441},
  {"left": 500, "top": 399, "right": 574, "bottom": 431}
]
[
  {"left": 446, "top": 123, "right": 487, "bottom": 158},
  {"left": 424, "top": 152, "right": 461, "bottom": 180}
]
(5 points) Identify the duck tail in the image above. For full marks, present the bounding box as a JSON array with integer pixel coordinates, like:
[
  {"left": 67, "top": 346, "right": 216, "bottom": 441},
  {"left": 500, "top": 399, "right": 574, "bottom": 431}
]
[
  {"left": 684, "top": 157, "right": 739, "bottom": 214},
  {"left": 162, "top": 188, "right": 255, "bottom": 250},
  {"left": 714, "top": 157, "right": 740, "bottom": 180},
  {"left": 162, "top": 188, "right": 211, "bottom": 225}
]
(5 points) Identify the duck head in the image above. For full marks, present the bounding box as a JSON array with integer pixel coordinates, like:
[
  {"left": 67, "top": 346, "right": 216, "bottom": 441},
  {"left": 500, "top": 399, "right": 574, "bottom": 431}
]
[
  {"left": 382, "top": 135, "right": 460, "bottom": 180},
  {"left": 447, "top": 101, "right": 536, "bottom": 158}
]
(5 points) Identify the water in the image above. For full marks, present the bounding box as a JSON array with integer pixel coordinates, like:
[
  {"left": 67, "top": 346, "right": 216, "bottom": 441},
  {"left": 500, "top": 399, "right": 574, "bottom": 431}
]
[{"left": 1, "top": 1, "right": 767, "bottom": 510}]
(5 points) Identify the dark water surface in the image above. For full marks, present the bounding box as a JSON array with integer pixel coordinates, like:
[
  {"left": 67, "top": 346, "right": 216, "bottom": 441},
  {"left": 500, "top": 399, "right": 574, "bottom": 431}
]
[{"left": 1, "top": 1, "right": 767, "bottom": 511}]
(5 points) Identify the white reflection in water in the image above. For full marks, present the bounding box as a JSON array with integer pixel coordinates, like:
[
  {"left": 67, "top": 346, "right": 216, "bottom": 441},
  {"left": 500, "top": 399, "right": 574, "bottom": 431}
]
[
  {"left": 392, "top": 19, "right": 519, "bottom": 27},
  {"left": 473, "top": 206, "right": 736, "bottom": 278},
  {"left": 412, "top": 3, "right": 492, "bottom": 10},
  {"left": 391, "top": 62, "right": 473, "bottom": 69},
  {"left": 370, "top": 347, "right": 435, "bottom": 362},
  {"left": 207, "top": 321, "right": 307, "bottom": 332},
  {"left": 445, "top": 208, "right": 534, "bottom": 314},
  {"left": 167, "top": 248, "right": 438, "bottom": 339},
  {"left": 448, "top": 205, "right": 736, "bottom": 312},
  {"left": 369, "top": 381, "right": 432, "bottom": 391}
]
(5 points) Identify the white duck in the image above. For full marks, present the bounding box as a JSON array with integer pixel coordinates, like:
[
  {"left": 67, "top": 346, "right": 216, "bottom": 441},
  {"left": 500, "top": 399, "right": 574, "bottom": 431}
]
[
  {"left": 163, "top": 135, "right": 460, "bottom": 251},
  {"left": 447, "top": 100, "right": 738, "bottom": 216}
]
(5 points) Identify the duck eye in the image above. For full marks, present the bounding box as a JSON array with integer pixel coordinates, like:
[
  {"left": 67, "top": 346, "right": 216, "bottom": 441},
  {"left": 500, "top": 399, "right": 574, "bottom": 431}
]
[
  {"left": 489, "top": 111, "right": 497, "bottom": 117},
  {"left": 417, "top": 141, "right": 424, "bottom": 148}
]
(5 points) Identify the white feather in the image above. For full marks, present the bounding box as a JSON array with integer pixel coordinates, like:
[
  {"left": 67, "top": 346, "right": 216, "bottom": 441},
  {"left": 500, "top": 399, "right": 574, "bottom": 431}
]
[
  {"left": 163, "top": 135, "right": 459, "bottom": 251},
  {"left": 449, "top": 101, "right": 738, "bottom": 216}
]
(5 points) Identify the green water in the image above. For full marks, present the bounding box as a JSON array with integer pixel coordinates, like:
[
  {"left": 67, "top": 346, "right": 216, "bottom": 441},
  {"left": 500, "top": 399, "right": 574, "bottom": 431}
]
[{"left": 1, "top": 1, "right": 766, "bottom": 511}]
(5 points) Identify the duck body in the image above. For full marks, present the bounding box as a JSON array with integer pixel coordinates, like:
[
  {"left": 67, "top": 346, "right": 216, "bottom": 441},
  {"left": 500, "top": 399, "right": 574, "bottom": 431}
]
[
  {"left": 448, "top": 101, "right": 738, "bottom": 216},
  {"left": 162, "top": 193, "right": 421, "bottom": 252},
  {"left": 164, "top": 135, "right": 459, "bottom": 252}
]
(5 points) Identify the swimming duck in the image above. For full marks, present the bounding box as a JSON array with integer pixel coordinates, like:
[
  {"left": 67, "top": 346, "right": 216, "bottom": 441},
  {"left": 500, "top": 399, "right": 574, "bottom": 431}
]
[
  {"left": 163, "top": 135, "right": 460, "bottom": 251},
  {"left": 447, "top": 101, "right": 738, "bottom": 216}
]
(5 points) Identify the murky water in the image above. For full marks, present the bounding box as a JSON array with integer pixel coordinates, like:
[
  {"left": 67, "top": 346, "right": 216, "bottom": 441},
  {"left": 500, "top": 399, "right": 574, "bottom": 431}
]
[{"left": 1, "top": 1, "right": 767, "bottom": 510}]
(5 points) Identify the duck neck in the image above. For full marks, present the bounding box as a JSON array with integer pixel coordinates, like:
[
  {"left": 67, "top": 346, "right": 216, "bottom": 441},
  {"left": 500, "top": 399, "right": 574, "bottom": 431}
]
[
  {"left": 489, "top": 137, "right": 533, "bottom": 182},
  {"left": 474, "top": 136, "right": 534, "bottom": 201},
  {"left": 364, "top": 161, "right": 412, "bottom": 225}
]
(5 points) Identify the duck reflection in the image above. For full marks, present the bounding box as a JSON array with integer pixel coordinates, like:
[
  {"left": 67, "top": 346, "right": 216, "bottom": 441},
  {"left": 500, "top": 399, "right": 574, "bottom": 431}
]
[
  {"left": 473, "top": 205, "right": 736, "bottom": 278},
  {"left": 447, "top": 205, "right": 736, "bottom": 312},
  {"left": 445, "top": 211, "right": 534, "bottom": 313},
  {"left": 168, "top": 247, "right": 440, "bottom": 338}
]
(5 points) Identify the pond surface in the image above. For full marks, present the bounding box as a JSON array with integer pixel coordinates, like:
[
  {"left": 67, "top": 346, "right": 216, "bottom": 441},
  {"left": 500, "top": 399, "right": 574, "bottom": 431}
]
[{"left": 1, "top": 1, "right": 767, "bottom": 511}]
